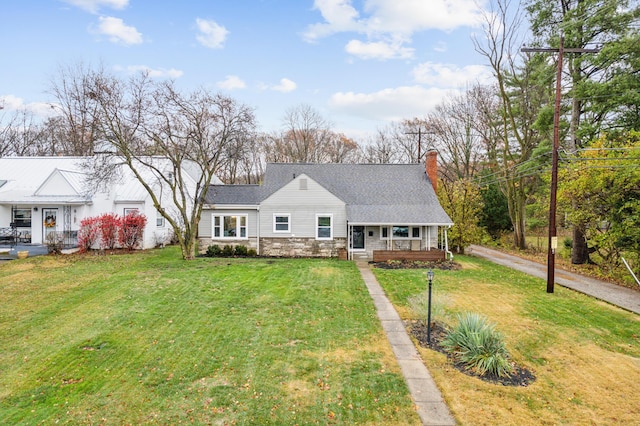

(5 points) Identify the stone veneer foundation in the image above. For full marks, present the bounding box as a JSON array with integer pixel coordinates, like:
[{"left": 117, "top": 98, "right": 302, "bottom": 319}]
[{"left": 199, "top": 237, "right": 347, "bottom": 258}]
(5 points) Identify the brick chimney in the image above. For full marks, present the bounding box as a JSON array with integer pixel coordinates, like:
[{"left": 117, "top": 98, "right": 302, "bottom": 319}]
[{"left": 425, "top": 150, "right": 438, "bottom": 192}]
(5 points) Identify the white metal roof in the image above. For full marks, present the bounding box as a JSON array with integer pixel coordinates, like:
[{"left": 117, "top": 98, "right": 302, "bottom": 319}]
[{"left": 0, "top": 156, "right": 205, "bottom": 206}]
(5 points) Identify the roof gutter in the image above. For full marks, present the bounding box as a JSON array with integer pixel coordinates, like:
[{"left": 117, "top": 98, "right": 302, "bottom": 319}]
[
  {"left": 347, "top": 222, "right": 454, "bottom": 227},
  {"left": 204, "top": 204, "right": 260, "bottom": 210}
]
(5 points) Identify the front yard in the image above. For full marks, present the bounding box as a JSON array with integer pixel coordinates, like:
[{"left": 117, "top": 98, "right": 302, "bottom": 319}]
[
  {"left": 3, "top": 248, "right": 639, "bottom": 425},
  {"left": 374, "top": 256, "right": 640, "bottom": 425},
  {"left": 0, "top": 248, "right": 420, "bottom": 425}
]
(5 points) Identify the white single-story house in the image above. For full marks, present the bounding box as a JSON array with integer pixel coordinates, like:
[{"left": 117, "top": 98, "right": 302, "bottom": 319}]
[
  {"left": 199, "top": 153, "right": 454, "bottom": 261},
  {"left": 0, "top": 156, "right": 208, "bottom": 249}
]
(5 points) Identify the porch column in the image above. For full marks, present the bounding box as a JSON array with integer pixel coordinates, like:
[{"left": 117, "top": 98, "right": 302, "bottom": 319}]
[{"left": 347, "top": 224, "right": 351, "bottom": 260}]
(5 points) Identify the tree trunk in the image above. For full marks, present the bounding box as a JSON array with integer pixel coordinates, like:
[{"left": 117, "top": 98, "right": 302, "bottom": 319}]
[
  {"left": 571, "top": 223, "right": 590, "bottom": 264},
  {"left": 512, "top": 208, "right": 527, "bottom": 250},
  {"left": 180, "top": 231, "right": 198, "bottom": 260},
  {"left": 506, "top": 181, "right": 527, "bottom": 250}
]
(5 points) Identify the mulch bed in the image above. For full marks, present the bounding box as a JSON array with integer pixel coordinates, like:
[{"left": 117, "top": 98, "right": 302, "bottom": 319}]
[{"left": 407, "top": 320, "right": 536, "bottom": 387}]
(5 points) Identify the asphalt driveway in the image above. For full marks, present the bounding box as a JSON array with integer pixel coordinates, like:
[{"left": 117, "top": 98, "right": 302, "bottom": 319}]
[{"left": 468, "top": 245, "right": 640, "bottom": 315}]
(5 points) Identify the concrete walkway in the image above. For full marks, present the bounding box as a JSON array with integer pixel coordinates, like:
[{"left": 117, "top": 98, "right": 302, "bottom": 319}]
[
  {"left": 356, "top": 261, "right": 456, "bottom": 426},
  {"left": 468, "top": 245, "right": 640, "bottom": 315}
]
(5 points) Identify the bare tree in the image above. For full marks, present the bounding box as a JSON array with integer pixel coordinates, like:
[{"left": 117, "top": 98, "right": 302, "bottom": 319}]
[
  {"left": 276, "top": 104, "right": 334, "bottom": 162},
  {"left": 0, "top": 106, "right": 50, "bottom": 156},
  {"left": 360, "top": 128, "right": 401, "bottom": 163},
  {"left": 48, "top": 61, "right": 103, "bottom": 155},
  {"left": 425, "top": 85, "right": 489, "bottom": 182},
  {"left": 324, "top": 133, "right": 360, "bottom": 163},
  {"left": 473, "top": 0, "right": 552, "bottom": 249},
  {"left": 389, "top": 118, "right": 428, "bottom": 163},
  {"left": 83, "top": 70, "right": 256, "bottom": 259},
  {"left": 237, "top": 134, "right": 266, "bottom": 183},
  {"left": 264, "top": 104, "right": 360, "bottom": 164}
]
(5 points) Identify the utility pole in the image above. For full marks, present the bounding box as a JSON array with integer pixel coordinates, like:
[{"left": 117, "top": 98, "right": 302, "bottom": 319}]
[
  {"left": 406, "top": 128, "right": 429, "bottom": 162},
  {"left": 522, "top": 37, "right": 599, "bottom": 293}
]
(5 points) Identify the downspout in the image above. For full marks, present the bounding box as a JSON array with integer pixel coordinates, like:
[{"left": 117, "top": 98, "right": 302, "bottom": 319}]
[
  {"left": 256, "top": 206, "right": 260, "bottom": 255},
  {"left": 444, "top": 226, "right": 453, "bottom": 260}
]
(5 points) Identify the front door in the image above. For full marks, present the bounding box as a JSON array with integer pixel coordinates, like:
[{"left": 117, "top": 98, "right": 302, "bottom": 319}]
[
  {"left": 351, "top": 226, "right": 365, "bottom": 250},
  {"left": 43, "top": 208, "right": 57, "bottom": 242}
]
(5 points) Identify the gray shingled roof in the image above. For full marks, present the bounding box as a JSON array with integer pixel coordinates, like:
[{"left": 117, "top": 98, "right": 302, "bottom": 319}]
[
  {"left": 205, "top": 184, "right": 263, "bottom": 205},
  {"left": 207, "top": 163, "right": 453, "bottom": 225}
]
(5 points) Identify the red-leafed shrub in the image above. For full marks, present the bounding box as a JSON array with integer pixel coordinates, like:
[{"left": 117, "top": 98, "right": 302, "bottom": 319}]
[
  {"left": 98, "top": 213, "right": 120, "bottom": 250},
  {"left": 119, "top": 211, "right": 147, "bottom": 250},
  {"left": 77, "top": 216, "right": 101, "bottom": 252}
]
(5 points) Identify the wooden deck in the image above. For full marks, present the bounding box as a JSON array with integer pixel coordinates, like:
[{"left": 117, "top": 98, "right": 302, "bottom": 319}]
[{"left": 372, "top": 249, "right": 446, "bottom": 262}]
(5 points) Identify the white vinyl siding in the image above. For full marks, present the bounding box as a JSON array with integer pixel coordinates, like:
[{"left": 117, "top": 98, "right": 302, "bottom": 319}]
[
  {"left": 260, "top": 174, "right": 346, "bottom": 238},
  {"left": 199, "top": 209, "right": 258, "bottom": 239}
]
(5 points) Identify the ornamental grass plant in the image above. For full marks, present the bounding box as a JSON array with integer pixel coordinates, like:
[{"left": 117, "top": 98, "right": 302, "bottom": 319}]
[{"left": 441, "top": 312, "right": 513, "bottom": 378}]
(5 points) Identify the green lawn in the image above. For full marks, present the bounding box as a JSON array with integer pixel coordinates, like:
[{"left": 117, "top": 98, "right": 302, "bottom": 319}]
[
  {"left": 0, "top": 248, "right": 420, "bottom": 425},
  {"left": 374, "top": 255, "right": 640, "bottom": 425}
]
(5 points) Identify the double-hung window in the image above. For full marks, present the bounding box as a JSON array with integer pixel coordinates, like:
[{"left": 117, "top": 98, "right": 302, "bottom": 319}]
[
  {"left": 213, "top": 214, "right": 247, "bottom": 239},
  {"left": 273, "top": 214, "right": 290, "bottom": 233},
  {"left": 316, "top": 214, "right": 333, "bottom": 240}
]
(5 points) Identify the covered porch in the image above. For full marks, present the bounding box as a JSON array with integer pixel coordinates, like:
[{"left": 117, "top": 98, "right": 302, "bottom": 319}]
[{"left": 346, "top": 223, "right": 452, "bottom": 262}]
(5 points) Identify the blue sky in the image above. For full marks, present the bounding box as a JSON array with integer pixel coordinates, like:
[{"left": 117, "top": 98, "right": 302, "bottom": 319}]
[{"left": 0, "top": 0, "right": 493, "bottom": 140}]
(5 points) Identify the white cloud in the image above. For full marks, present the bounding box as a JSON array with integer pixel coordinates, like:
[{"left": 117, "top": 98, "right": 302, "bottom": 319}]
[
  {"left": 217, "top": 75, "right": 247, "bottom": 90},
  {"left": 329, "top": 85, "right": 454, "bottom": 122},
  {"left": 362, "top": 0, "right": 485, "bottom": 34},
  {"left": 93, "top": 16, "right": 143, "bottom": 45},
  {"left": 345, "top": 39, "right": 414, "bottom": 60},
  {"left": 196, "top": 18, "right": 228, "bottom": 49},
  {"left": 272, "top": 78, "right": 297, "bottom": 93},
  {"left": 62, "top": 0, "right": 128, "bottom": 14},
  {"left": 412, "top": 62, "right": 492, "bottom": 88},
  {"left": 0, "top": 96, "right": 60, "bottom": 118},
  {"left": 305, "top": 0, "right": 486, "bottom": 60},
  {"left": 259, "top": 78, "right": 297, "bottom": 93},
  {"left": 433, "top": 41, "right": 448, "bottom": 52},
  {"left": 114, "top": 65, "right": 183, "bottom": 78},
  {"left": 0, "top": 95, "right": 25, "bottom": 110},
  {"left": 304, "top": 0, "right": 363, "bottom": 41}
]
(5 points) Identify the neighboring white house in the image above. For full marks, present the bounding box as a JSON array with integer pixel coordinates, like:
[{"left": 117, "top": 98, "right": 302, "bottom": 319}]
[
  {"left": 199, "top": 154, "right": 454, "bottom": 261},
  {"left": 0, "top": 156, "right": 211, "bottom": 249}
]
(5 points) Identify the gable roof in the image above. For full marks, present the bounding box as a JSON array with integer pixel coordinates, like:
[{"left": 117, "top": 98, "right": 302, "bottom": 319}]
[
  {"left": 35, "top": 169, "right": 86, "bottom": 196},
  {"left": 0, "top": 157, "right": 92, "bottom": 204},
  {"left": 207, "top": 163, "right": 453, "bottom": 225}
]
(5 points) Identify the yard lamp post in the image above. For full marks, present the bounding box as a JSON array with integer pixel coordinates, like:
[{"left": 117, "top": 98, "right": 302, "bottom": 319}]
[{"left": 427, "top": 269, "right": 434, "bottom": 345}]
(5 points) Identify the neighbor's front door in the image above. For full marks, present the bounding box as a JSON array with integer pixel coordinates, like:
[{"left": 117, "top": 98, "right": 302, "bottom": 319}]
[{"left": 43, "top": 208, "right": 57, "bottom": 242}]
